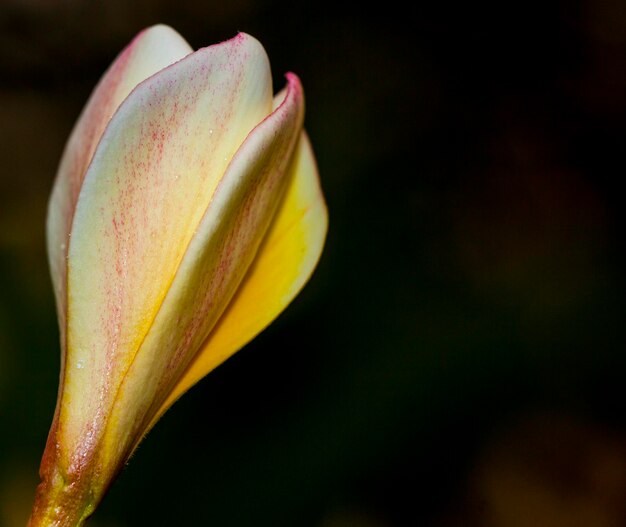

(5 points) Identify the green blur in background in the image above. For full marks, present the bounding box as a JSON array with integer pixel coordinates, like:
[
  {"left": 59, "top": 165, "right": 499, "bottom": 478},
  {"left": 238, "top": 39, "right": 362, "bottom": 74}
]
[{"left": 1, "top": 2, "right": 626, "bottom": 526}]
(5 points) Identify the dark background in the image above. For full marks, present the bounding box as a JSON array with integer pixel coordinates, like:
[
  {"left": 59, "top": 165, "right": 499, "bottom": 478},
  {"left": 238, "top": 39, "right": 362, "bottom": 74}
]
[{"left": 1, "top": 2, "right": 626, "bottom": 526}]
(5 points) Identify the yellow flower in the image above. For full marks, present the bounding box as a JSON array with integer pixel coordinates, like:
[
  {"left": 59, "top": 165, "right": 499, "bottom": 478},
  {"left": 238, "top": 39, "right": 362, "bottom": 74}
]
[{"left": 28, "top": 25, "right": 327, "bottom": 526}]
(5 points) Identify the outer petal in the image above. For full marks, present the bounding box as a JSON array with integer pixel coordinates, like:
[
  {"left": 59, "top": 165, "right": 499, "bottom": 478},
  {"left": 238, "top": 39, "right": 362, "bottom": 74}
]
[
  {"left": 47, "top": 25, "right": 192, "bottom": 331},
  {"left": 31, "top": 26, "right": 193, "bottom": 526},
  {"left": 152, "top": 130, "right": 327, "bottom": 426},
  {"left": 62, "top": 31, "right": 273, "bottom": 470}
]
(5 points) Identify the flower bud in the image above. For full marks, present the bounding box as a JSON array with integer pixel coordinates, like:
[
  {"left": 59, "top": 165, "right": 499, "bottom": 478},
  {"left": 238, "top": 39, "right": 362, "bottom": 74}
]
[{"left": 28, "top": 25, "right": 327, "bottom": 526}]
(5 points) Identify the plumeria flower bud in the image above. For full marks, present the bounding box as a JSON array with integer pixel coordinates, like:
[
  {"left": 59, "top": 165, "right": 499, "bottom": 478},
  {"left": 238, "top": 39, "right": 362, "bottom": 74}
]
[{"left": 28, "top": 25, "right": 327, "bottom": 526}]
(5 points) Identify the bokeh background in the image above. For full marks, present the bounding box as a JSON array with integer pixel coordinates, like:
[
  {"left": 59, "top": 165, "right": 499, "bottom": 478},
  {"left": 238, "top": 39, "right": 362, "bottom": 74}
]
[{"left": 1, "top": 2, "right": 626, "bottom": 526}]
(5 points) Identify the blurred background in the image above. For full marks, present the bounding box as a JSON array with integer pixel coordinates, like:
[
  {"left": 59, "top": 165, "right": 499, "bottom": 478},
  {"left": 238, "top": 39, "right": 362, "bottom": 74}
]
[{"left": 1, "top": 2, "right": 626, "bottom": 526}]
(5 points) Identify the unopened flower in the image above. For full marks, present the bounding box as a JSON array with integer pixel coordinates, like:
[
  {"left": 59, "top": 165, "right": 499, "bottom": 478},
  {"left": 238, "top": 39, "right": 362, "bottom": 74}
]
[{"left": 28, "top": 25, "right": 326, "bottom": 526}]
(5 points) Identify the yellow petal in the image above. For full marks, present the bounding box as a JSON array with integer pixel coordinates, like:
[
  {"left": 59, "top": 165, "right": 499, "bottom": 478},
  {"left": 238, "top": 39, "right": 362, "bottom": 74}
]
[
  {"left": 59, "top": 33, "right": 273, "bottom": 471},
  {"left": 150, "top": 130, "right": 327, "bottom": 429}
]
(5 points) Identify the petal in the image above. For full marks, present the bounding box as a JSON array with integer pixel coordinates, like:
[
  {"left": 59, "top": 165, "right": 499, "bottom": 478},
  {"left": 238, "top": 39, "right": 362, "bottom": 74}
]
[
  {"left": 105, "top": 74, "right": 306, "bottom": 467},
  {"left": 58, "top": 33, "right": 275, "bottom": 474},
  {"left": 47, "top": 24, "right": 193, "bottom": 338},
  {"left": 152, "top": 130, "right": 327, "bottom": 427}
]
